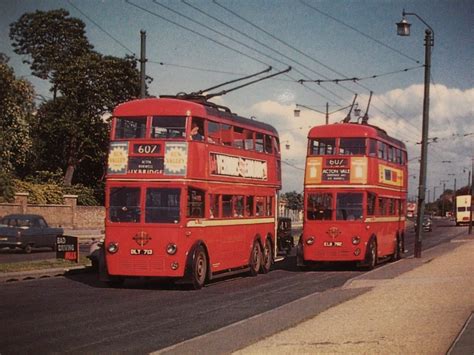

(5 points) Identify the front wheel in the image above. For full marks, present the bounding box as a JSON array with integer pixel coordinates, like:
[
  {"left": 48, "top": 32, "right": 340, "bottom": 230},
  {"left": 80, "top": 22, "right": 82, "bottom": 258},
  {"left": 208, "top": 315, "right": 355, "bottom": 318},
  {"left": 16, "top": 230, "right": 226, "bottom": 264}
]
[
  {"left": 23, "top": 244, "right": 33, "bottom": 254},
  {"left": 191, "top": 245, "right": 208, "bottom": 290},
  {"left": 249, "top": 241, "right": 261, "bottom": 276},
  {"left": 364, "top": 239, "right": 377, "bottom": 270},
  {"left": 261, "top": 239, "right": 272, "bottom": 274}
]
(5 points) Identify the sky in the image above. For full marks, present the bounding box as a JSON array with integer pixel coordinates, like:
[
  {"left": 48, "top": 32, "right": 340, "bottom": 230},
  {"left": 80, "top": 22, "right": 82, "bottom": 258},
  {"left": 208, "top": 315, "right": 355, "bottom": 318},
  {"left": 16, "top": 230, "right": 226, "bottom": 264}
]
[{"left": 1, "top": 0, "right": 473, "bottom": 200}]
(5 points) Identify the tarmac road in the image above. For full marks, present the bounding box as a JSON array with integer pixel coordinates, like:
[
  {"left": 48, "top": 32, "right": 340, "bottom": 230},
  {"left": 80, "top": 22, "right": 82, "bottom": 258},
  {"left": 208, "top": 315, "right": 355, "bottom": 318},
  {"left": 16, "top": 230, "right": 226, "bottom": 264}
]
[{"left": 0, "top": 218, "right": 464, "bottom": 353}]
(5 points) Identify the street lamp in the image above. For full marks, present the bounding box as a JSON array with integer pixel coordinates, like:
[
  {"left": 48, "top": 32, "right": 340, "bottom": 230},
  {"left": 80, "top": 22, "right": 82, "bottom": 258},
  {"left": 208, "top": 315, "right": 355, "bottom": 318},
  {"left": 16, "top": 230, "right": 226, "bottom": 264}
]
[{"left": 397, "top": 9, "right": 434, "bottom": 258}]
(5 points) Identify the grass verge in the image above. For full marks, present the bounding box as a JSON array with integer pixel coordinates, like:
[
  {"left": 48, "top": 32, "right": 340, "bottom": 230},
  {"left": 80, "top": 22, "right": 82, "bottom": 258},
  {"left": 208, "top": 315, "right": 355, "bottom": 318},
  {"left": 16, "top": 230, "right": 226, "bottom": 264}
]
[{"left": 0, "top": 255, "right": 91, "bottom": 273}]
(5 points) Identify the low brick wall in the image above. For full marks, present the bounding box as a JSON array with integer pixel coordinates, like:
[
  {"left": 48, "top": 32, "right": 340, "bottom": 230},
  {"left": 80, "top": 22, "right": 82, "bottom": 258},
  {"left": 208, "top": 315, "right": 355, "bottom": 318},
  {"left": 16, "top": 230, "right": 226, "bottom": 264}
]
[
  {"left": 0, "top": 193, "right": 104, "bottom": 229},
  {"left": 76, "top": 206, "right": 105, "bottom": 229}
]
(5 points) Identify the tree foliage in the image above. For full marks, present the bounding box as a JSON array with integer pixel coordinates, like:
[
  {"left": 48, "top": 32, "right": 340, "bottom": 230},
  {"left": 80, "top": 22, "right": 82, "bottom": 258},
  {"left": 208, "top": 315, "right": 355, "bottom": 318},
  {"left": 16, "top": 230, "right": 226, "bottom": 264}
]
[
  {"left": 9, "top": 9, "right": 92, "bottom": 80},
  {"left": 281, "top": 191, "right": 303, "bottom": 211},
  {"left": 9, "top": 9, "right": 141, "bottom": 186},
  {"left": 0, "top": 55, "right": 35, "bottom": 173}
]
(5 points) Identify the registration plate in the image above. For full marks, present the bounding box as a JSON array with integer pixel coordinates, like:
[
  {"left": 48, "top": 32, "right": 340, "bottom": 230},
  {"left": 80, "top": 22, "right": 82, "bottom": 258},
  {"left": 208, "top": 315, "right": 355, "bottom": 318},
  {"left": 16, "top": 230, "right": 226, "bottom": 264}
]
[
  {"left": 130, "top": 249, "right": 153, "bottom": 255},
  {"left": 323, "top": 241, "right": 343, "bottom": 247}
]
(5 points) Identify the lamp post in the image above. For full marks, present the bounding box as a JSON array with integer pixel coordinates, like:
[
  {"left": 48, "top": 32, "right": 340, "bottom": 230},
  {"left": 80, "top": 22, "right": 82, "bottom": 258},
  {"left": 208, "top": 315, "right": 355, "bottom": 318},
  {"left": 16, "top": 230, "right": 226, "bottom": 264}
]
[{"left": 397, "top": 10, "right": 434, "bottom": 258}]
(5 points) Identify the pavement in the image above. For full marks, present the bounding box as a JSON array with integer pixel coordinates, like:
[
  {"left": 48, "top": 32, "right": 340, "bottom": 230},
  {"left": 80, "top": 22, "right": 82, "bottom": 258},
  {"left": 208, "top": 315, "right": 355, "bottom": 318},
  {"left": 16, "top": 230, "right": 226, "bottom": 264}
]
[{"left": 233, "top": 231, "right": 474, "bottom": 355}]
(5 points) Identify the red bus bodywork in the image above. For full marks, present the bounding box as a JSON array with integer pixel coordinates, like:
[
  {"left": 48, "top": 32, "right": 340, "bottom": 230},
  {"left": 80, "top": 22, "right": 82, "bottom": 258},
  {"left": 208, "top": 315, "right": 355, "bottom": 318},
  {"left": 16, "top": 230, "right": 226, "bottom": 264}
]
[
  {"left": 103, "top": 98, "right": 281, "bottom": 287},
  {"left": 298, "top": 123, "right": 407, "bottom": 269}
]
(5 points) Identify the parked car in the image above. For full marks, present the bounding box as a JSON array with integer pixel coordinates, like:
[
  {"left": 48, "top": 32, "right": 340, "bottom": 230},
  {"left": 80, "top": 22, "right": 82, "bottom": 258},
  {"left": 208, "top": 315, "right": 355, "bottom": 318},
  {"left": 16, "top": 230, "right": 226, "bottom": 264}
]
[
  {"left": 414, "top": 216, "right": 432, "bottom": 232},
  {"left": 0, "top": 214, "right": 64, "bottom": 253},
  {"left": 277, "top": 217, "right": 294, "bottom": 254}
]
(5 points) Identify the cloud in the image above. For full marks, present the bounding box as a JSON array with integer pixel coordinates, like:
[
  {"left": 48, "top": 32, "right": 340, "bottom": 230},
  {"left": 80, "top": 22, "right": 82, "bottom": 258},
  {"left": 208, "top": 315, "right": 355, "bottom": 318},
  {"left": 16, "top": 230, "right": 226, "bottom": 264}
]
[{"left": 243, "top": 84, "right": 473, "bottom": 194}]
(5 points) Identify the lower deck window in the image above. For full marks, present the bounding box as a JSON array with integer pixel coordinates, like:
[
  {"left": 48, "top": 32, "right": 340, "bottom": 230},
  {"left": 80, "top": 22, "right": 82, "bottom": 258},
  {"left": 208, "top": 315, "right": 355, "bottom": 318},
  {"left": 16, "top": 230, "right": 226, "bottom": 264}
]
[
  {"left": 109, "top": 187, "right": 141, "bottom": 223},
  {"left": 307, "top": 193, "right": 333, "bottom": 220},
  {"left": 336, "top": 193, "right": 363, "bottom": 220},
  {"left": 145, "top": 188, "right": 181, "bottom": 223}
]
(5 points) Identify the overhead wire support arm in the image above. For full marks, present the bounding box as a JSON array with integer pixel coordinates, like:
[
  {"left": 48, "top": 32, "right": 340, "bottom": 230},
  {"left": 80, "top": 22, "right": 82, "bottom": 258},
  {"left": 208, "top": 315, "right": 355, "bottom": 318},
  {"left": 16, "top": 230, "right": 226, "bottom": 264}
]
[
  {"left": 205, "top": 66, "right": 292, "bottom": 100},
  {"left": 190, "top": 66, "right": 272, "bottom": 96}
]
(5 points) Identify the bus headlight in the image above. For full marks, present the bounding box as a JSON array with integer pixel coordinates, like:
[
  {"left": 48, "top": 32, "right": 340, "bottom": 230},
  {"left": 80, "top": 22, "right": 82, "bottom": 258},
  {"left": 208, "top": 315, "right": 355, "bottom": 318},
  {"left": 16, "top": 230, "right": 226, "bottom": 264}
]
[
  {"left": 107, "top": 242, "right": 119, "bottom": 254},
  {"left": 306, "top": 236, "right": 315, "bottom": 245},
  {"left": 166, "top": 243, "right": 178, "bottom": 255},
  {"left": 352, "top": 236, "right": 361, "bottom": 245}
]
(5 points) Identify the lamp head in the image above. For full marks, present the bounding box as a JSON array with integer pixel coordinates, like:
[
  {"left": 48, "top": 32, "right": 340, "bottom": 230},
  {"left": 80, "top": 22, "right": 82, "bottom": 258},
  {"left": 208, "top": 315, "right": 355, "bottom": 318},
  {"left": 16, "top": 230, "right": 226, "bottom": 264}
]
[{"left": 397, "top": 15, "right": 411, "bottom": 36}]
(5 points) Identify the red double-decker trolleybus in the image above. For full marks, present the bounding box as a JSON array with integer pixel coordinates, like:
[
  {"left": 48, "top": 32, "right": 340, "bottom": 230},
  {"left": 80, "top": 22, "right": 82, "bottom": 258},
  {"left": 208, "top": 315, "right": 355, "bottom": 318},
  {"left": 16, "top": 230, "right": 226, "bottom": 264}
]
[
  {"left": 297, "top": 122, "right": 407, "bottom": 269},
  {"left": 102, "top": 97, "right": 282, "bottom": 288}
]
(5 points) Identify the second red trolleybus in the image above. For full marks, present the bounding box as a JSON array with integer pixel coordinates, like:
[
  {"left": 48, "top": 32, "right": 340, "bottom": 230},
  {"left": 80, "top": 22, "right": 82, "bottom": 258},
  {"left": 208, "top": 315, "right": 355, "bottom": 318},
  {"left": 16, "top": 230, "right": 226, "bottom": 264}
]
[
  {"left": 297, "top": 122, "right": 408, "bottom": 269},
  {"left": 101, "top": 96, "right": 282, "bottom": 288}
]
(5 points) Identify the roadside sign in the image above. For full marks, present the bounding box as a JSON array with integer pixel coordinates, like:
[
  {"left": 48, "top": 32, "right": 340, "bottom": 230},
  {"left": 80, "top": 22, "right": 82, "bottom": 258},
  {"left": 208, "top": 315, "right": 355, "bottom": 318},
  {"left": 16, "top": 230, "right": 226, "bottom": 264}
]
[{"left": 56, "top": 235, "right": 79, "bottom": 263}]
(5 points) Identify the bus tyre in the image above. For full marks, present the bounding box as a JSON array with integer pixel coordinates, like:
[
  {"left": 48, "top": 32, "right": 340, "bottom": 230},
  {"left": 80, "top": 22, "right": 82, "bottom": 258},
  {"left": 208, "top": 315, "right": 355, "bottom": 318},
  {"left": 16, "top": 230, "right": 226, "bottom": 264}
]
[
  {"left": 191, "top": 245, "right": 207, "bottom": 290},
  {"left": 261, "top": 239, "right": 273, "bottom": 274},
  {"left": 390, "top": 236, "right": 403, "bottom": 262},
  {"left": 249, "top": 241, "right": 262, "bottom": 276},
  {"left": 364, "top": 239, "right": 377, "bottom": 270}
]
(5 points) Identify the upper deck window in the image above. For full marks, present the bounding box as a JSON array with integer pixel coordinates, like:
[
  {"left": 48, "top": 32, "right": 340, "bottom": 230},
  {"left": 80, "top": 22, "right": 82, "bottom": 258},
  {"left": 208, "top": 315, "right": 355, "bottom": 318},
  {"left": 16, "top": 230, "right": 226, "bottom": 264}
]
[
  {"left": 233, "top": 126, "right": 244, "bottom": 149},
  {"left": 339, "top": 138, "right": 366, "bottom": 155},
  {"left": 208, "top": 121, "right": 221, "bottom": 144},
  {"left": 115, "top": 117, "right": 146, "bottom": 139},
  {"left": 152, "top": 116, "right": 186, "bottom": 139},
  {"left": 310, "top": 138, "right": 336, "bottom": 155}
]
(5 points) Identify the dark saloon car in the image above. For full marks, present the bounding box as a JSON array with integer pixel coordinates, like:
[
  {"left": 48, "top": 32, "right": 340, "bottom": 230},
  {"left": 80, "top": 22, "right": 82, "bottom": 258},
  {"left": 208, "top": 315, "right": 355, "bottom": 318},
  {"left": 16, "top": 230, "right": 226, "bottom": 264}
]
[
  {"left": 0, "top": 214, "right": 64, "bottom": 253},
  {"left": 414, "top": 216, "right": 433, "bottom": 232},
  {"left": 277, "top": 217, "right": 294, "bottom": 254}
]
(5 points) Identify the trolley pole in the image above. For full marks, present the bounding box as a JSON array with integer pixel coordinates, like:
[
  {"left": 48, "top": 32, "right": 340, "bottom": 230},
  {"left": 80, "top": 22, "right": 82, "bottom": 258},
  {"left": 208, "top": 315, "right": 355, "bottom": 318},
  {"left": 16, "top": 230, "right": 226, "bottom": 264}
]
[{"left": 140, "top": 30, "right": 147, "bottom": 99}]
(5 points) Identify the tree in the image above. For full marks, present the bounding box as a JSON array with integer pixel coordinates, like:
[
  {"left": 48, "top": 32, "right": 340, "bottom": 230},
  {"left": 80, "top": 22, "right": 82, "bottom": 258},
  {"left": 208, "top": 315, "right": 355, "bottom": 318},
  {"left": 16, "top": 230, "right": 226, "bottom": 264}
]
[
  {"left": 0, "top": 54, "right": 34, "bottom": 174},
  {"left": 10, "top": 9, "right": 92, "bottom": 80},
  {"left": 281, "top": 191, "right": 303, "bottom": 211},
  {"left": 10, "top": 10, "right": 141, "bottom": 186}
]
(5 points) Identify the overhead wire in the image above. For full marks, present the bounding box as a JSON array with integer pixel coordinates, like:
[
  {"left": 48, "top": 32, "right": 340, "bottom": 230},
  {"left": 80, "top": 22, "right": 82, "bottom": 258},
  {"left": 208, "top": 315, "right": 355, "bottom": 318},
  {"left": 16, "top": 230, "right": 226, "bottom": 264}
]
[
  {"left": 298, "top": 0, "right": 421, "bottom": 64},
  {"left": 153, "top": 0, "right": 348, "bottom": 104},
  {"left": 66, "top": 0, "right": 135, "bottom": 55},
  {"left": 125, "top": 0, "right": 269, "bottom": 67}
]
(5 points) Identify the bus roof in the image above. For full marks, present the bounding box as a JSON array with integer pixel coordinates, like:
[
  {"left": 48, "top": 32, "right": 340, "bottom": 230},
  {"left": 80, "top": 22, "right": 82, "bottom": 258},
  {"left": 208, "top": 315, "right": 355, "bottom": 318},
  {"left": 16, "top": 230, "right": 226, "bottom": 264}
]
[
  {"left": 308, "top": 122, "right": 406, "bottom": 150},
  {"left": 113, "top": 97, "right": 279, "bottom": 136}
]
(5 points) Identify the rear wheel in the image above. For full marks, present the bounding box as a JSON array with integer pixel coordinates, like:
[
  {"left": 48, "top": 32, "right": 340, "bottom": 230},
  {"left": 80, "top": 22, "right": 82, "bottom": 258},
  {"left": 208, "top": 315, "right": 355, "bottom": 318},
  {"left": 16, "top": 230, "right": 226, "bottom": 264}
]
[
  {"left": 249, "top": 241, "right": 261, "bottom": 276},
  {"left": 390, "top": 235, "right": 403, "bottom": 262},
  {"left": 23, "top": 244, "right": 33, "bottom": 254},
  {"left": 364, "top": 239, "right": 377, "bottom": 270},
  {"left": 191, "top": 246, "right": 207, "bottom": 290},
  {"left": 261, "top": 239, "right": 273, "bottom": 274}
]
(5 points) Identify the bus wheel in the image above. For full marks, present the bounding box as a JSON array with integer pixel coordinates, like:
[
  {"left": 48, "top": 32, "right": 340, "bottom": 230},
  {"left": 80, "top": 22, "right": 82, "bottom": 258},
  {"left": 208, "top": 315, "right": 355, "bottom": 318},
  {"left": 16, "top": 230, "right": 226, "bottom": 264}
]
[
  {"left": 390, "top": 236, "right": 403, "bottom": 262},
  {"left": 191, "top": 245, "right": 207, "bottom": 290},
  {"left": 249, "top": 241, "right": 262, "bottom": 276},
  {"left": 261, "top": 239, "right": 273, "bottom": 274},
  {"left": 365, "top": 239, "right": 377, "bottom": 270}
]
